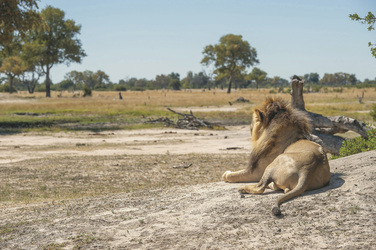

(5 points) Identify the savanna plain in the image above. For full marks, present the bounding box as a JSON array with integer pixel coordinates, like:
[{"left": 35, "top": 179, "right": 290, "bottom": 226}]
[{"left": 0, "top": 88, "right": 375, "bottom": 249}]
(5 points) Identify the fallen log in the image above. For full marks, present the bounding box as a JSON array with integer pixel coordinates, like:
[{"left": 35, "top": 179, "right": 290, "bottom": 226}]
[
  {"left": 167, "top": 108, "right": 225, "bottom": 130},
  {"left": 290, "top": 75, "right": 370, "bottom": 155},
  {"left": 143, "top": 109, "right": 225, "bottom": 130}
]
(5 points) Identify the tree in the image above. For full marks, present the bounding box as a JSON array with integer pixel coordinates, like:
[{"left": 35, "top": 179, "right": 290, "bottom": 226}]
[
  {"left": 0, "top": 0, "right": 39, "bottom": 46},
  {"left": 65, "top": 70, "right": 84, "bottom": 90},
  {"left": 201, "top": 34, "right": 259, "bottom": 93},
  {"left": 154, "top": 74, "right": 170, "bottom": 89},
  {"left": 303, "top": 73, "right": 320, "bottom": 84},
  {"left": 320, "top": 72, "right": 357, "bottom": 85},
  {"left": 93, "top": 70, "right": 110, "bottom": 89},
  {"left": 247, "top": 67, "right": 267, "bottom": 89},
  {"left": 350, "top": 12, "right": 376, "bottom": 58},
  {"left": 27, "top": 6, "right": 86, "bottom": 97},
  {"left": 0, "top": 56, "right": 26, "bottom": 93},
  {"left": 168, "top": 72, "right": 180, "bottom": 90},
  {"left": 55, "top": 79, "right": 74, "bottom": 91},
  {"left": 19, "top": 39, "right": 45, "bottom": 93},
  {"left": 192, "top": 72, "right": 210, "bottom": 89}
]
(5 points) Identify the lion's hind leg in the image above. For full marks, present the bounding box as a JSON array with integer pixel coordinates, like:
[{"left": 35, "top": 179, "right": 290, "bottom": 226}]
[
  {"left": 238, "top": 174, "right": 272, "bottom": 194},
  {"left": 238, "top": 183, "right": 266, "bottom": 194},
  {"left": 268, "top": 182, "right": 281, "bottom": 191}
]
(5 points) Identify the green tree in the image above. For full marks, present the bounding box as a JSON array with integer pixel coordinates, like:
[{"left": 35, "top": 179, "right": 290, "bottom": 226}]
[
  {"left": 19, "top": 39, "right": 45, "bottom": 93},
  {"left": 268, "top": 76, "right": 289, "bottom": 88},
  {"left": 64, "top": 70, "right": 110, "bottom": 90},
  {"left": 0, "top": 0, "right": 40, "bottom": 46},
  {"left": 168, "top": 72, "right": 180, "bottom": 90},
  {"left": 303, "top": 72, "right": 320, "bottom": 84},
  {"left": 64, "top": 70, "right": 84, "bottom": 90},
  {"left": 0, "top": 56, "right": 26, "bottom": 93},
  {"left": 320, "top": 72, "right": 357, "bottom": 85},
  {"left": 201, "top": 34, "right": 259, "bottom": 93},
  {"left": 247, "top": 67, "right": 267, "bottom": 89},
  {"left": 28, "top": 6, "right": 86, "bottom": 97},
  {"left": 93, "top": 70, "right": 110, "bottom": 89},
  {"left": 154, "top": 74, "right": 170, "bottom": 89},
  {"left": 55, "top": 79, "right": 74, "bottom": 91},
  {"left": 350, "top": 12, "right": 376, "bottom": 58}
]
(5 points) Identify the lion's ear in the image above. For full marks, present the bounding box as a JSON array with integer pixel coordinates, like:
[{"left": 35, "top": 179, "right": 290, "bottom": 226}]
[{"left": 254, "top": 109, "right": 264, "bottom": 123}]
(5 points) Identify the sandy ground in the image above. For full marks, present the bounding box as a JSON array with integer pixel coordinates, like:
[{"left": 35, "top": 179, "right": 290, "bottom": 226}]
[
  {"left": 0, "top": 126, "right": 251, "bottom": 164},
  {"left": 0, "top": 127, "right": 375, "bottom": 249}
]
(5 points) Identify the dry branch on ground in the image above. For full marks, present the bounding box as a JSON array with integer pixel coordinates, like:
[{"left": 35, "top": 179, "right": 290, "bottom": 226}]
[
  {"left": 144, "top": 108, "right": 225, "bottom": 130},
  {"left": 291, "top": 75, "right": 370, "bottom": 155}
]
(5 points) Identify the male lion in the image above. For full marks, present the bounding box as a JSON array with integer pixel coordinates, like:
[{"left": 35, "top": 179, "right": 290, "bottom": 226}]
[{"left": 222, "top": 97, "right": 330, "bottom": 216}]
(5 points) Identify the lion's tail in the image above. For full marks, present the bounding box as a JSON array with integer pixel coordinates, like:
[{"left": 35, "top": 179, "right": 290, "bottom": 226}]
[{"left": 272, "top": 174, "right": 310, "bottom": 216}]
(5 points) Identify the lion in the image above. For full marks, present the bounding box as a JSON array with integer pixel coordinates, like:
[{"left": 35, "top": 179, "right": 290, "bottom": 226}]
[{"left": 222, "top": 97, "right": 331, "bottom": 216}]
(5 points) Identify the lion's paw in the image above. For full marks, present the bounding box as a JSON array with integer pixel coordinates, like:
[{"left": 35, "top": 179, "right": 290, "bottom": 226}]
[
  {"left": 222, "top": 171, "right": 232, "bottom": 182},
  {"left": 238, "top": 184, "right": 264, "bottom": 194},
  {"left": 238, "top": 185, "right": 250, "bottom": 194}
]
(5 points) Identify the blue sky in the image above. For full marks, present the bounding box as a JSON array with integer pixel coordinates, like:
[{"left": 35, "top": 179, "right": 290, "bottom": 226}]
[{"left": 38, "top": 0, "right": 376, "bottom": 83}]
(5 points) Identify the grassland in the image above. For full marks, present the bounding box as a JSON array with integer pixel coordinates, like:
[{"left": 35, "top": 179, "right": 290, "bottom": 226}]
[
  {"left": 1, "top": 87, "right": 375, "bottom": 132},
  {"left": 0, "top": 87, "right": 375, "bottom": 206},
  {"left": 1, "top": 88, "right": 376, "bottom": 249}
]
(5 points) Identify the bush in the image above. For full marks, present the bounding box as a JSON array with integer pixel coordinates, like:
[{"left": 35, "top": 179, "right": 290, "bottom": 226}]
[
  {"left": 0, "top": 83, "right": 17, "bottom": 93},
  {"left": 83, "top": 86, "right": 92, "bottom": 97},
  {"left": 371, "top": 105, "right": 376, "bottom": 121},
  {"left": 333, "top": 129, "right": 376, "bottom": 159},
  {"left": 115, "top": 85, "right": 127, "bottom": 91}
]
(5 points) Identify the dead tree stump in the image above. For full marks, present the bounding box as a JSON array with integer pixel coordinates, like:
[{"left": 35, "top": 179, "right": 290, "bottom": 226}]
[{"left": 290, "top": 75, "right": 369, "bottom": 155}]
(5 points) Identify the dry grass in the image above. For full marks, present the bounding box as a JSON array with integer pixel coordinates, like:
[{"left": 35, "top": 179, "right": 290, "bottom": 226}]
[
  {"left": 1, "top": 87, "right": 375, "bottom": 129},
  {"left": 0, "top": 87, "right": 375, "bottom": 206},
  {"left": 0, "top": 153, "right": 247, "bottom": 207}
]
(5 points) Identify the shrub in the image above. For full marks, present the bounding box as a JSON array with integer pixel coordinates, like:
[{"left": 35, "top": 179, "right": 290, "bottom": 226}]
[
  {"left": 115, "top": 85, "right": 127, "bottom": 91},
  {"left": 333, "top": 128, "right": 376, "bottom": 159},
  {"left": 0, "top": 82, "right": 17, "bottom": 93},
  {"left": 83, "top": 86, "right": 92, "bottom": 97},
  {"left": 371, "top": 105, "right": 376, "bottom": 121}
]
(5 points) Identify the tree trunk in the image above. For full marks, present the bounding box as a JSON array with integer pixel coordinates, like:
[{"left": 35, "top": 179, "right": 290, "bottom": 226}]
[
  {"left": 227, "top": 74, "right": 233, "bottom": 94},
  {"left": 290, "top": 76, "right": 369, "bottom": 155},
  {"left": 45, "top": 66, "right": 51, "bottom": 98},
  {"left": 290, "top": 78, "right": 305, "bottom": 110},
  {"left": 9, "top": 75, "right": 14, "bottom": 94}
]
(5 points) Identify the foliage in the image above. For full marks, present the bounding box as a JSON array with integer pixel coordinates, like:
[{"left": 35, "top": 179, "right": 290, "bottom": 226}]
[
  {"left": 0, "top": 81, "right": 17, "bottom": 93},
  {"left": 181, "top": 71, "right": 211, "bottom": 89},
  {"left": 118, "top": 72, "right": 182, "bottom": 91},
  {"left": 19, "top": 40, "right": 45, "bottom": 93},
  {"left": 0, "top": 56, "right": 26, "bottom": 93},
  {"left": 168, "top": 72, "right": 181, "bottom": 90},
  {"left": 64, "top": 70, "right": 110, "bottom": 90},
  {"left": 350, "top": 12, "right": 376, "bottom": 58},
  {"left": 333, "top": 129, "right": 376, "bottom": 159},
  {"left": 26, "top": 6, "right": 86, "bottom": 97},
  {"left": 201, "top": 34, "right": 259, "bottom": 93},
  {"left": 303, "top": 73, "right": 320, "bottom": 84},
  {"left": 82, "top": 86, "right": 92, "bottom": 97},
  {"left": 320, "top": 72, "right": 358, "bottom": 86},
  {"left": 0, "top": 0, "right": 40, "bottom": 46},
  {"left": 371, "top": 105, "right": 376, "bottom": 121},
  {"left": 247, "top": 67, "right": 267, "bottom": 89}
]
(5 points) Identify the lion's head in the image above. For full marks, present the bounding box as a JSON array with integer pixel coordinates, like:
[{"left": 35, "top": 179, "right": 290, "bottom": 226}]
[{"left": 248, "top": 97, "right": 311, "bottom": 171}]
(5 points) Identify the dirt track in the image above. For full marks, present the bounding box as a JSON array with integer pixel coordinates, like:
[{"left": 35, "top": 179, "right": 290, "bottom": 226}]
[{"left": 0, "top": 128, "right": 375, "bottom": 249}]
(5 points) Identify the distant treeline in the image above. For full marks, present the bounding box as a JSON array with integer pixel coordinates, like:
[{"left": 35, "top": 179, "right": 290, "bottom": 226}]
[{"left": 1, "top": 70, "right": 376, "bottom": 93}]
